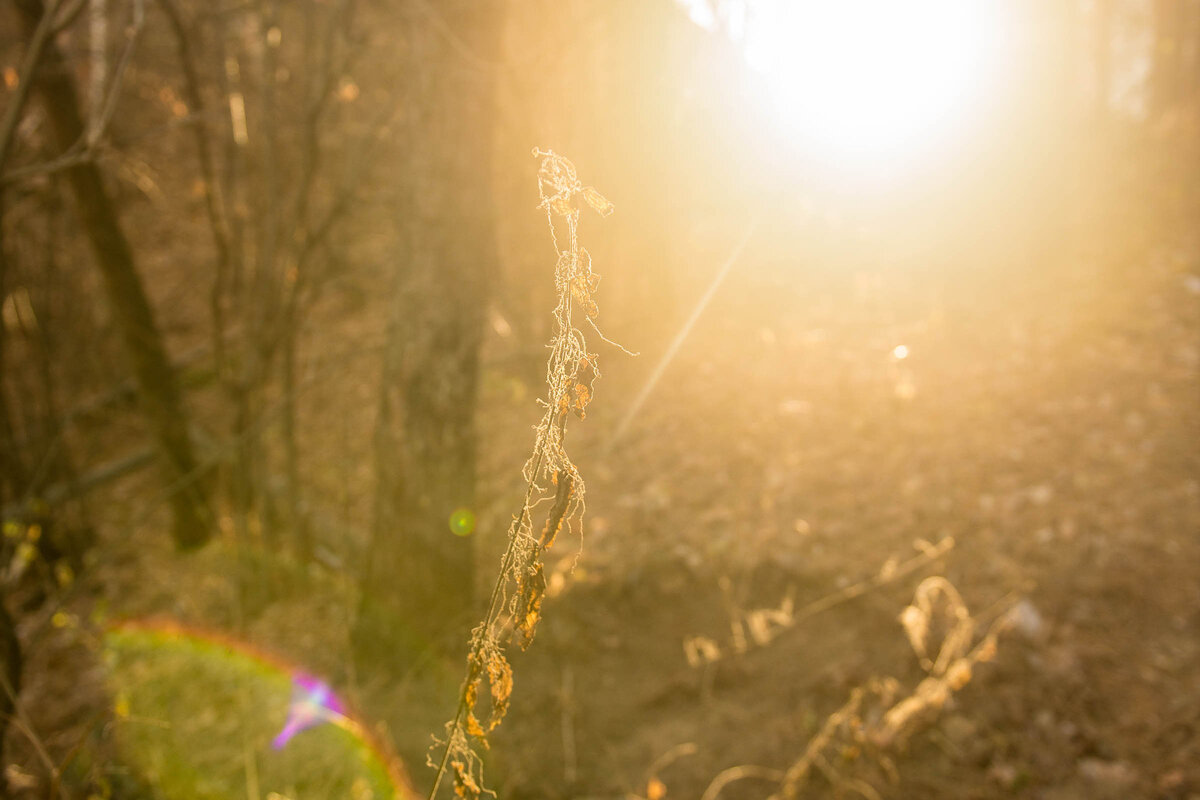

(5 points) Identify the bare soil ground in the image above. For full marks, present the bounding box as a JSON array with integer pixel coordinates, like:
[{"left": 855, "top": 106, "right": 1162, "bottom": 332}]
[
  {"left": 484, "top": 226, "right": 1200, "bottom": 799},
  {"left": 7, "top": 207, "right": 1199, "bottom": 800}
]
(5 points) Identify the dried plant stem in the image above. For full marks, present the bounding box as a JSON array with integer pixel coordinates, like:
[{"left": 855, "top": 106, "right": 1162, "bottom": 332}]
[
  {"left": 428, "top": 454, "right": 543, "bottom": 798},
  {"left": 700, "top": 765, "right": 785, "bottom": 800},
  {"left": 764, "top": 586, "right": 1016, "bottom": 799},
  {"left": 427, "top": 150, "right": 627, "bottom": 799},
  {"left": 809, "top": 755, "right": 883, "bottom": 800},
  {"left": 686, "top": 538, "right": 957, "bottom": 669},
  {"left": 789, "top": 537, "right": 955, "bottom": 626},
  {"left": 769, "top": 683, "right": 883, "bottom": 800}
]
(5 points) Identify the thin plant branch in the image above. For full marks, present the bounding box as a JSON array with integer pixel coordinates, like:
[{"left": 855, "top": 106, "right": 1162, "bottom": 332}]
[
  {"left": 427, "top": 150, "right": 630, "bottom": 799},
  {"left": 1, "top": 0, "right": 145, "bottom": 185},
  {"left": 0, "top": 0, "right": 65, "bottom": 172},
  {"left": 700, "top": 765, "right": 786, "bottom": 800}
]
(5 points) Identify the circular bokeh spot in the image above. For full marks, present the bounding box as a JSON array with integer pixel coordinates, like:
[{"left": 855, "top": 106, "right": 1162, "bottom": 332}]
[{"left": 448, "top": 508, "right": 476, "bottom": 537}]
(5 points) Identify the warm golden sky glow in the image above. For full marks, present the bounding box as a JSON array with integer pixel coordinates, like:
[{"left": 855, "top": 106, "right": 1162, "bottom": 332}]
[{"left": 684, "top": 0, "right": 1007, "bottom": 172}]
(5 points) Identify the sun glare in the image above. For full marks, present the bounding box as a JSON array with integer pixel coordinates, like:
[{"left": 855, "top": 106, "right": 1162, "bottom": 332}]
[{"left": 733, "top": 1, "right": 1004, "bottom": 169}]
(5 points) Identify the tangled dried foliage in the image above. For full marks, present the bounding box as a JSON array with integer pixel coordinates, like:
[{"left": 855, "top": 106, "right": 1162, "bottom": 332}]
[
  {"left": 684, "top": 538, "right": 956, "bottom": 669},
  {"left": 697, "top": 574, "right": 1019, "bottom": 800},
  {"left": 427, "top": 150, "right": 631, "bottom": 799},
  {"left": 871, "top": 576, "right": 1010, "bottom": 750}
]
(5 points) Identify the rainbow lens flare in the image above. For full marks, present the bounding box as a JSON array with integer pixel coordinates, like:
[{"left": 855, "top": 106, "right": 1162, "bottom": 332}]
[
  {"left": 273, "top": 673, "right": 348, "bottom": 749},
  {"left": 105, "top": 619, "right": 415, "bottom": 798}
]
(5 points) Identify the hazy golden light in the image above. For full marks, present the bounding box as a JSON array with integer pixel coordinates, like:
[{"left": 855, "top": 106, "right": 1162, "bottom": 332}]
[
  {"left": 893, "top": 344, "right": 909, "bottom": 360},
  {"left": 741, "top": 1, "right": 1003, "bottom": 168}
]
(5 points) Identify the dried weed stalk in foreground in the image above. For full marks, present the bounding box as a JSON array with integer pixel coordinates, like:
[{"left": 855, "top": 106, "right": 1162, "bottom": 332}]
[
  {"left": 691, "top": 575, "right": 1018, "bottom": 800},
  {"left": 427, "top": 150, "right": 630, "bottom": 799}
]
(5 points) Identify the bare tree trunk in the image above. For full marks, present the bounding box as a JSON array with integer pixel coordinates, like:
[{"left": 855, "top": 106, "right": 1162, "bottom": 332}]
[
  {"left": 245, "top": 0, "right": 283, "bottom": 550},
  {"left": 14, "top": 0, "right": 212, "bottom": 549},
  {"left": 0, "top": 230, "right": 22, "bottom": 789},
  {"left": 0, "top": 223, "right": 27, "bottom": 507},
  {"left": 354, "top": 0, "right": 500, "bottom": 664}
]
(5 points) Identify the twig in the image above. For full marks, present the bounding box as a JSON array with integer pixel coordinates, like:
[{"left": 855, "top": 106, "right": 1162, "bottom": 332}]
[
  {"left": 1, "top": 448, "right": 155, "bottom": 519},
  {"left": 810, "top": 754, "right": 883, "bottom": 800},
  {"left": 153, "top": 0, "right": 234, "bottom": 334},
  {"left": 1, "top": 0, "right": 144, "bottom": 184},
  {"left": 0, "top": 0, "right": 64, "bottom": 172},
  {"left": 685, "top": 538, "right": 955, "bottom": 669},
  {"left": 700, "top": 765, "right": 785, "bottom": 800},
  {"left": 645, "top": 742, "right": 699, "bottom": 781},
  {"left": 52, "top": 0, "right": 89, "bottom": 32},
  {"left": 789, "top": 537, "right": 955, "bottom": 627},
  {"left": 0, "top": 147, "right": 93, "bottom": 185},
  {"left": 86, "top": 0, "right": 145, "bottom": 148},
  {"left": 0, "top": 670, "right": 67, "bottom": 799},
  {"left": 769, "top": 684, "right": 876, "bottom": 800}
]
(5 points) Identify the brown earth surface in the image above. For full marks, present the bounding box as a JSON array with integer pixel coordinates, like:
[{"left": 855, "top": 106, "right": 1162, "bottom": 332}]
[
  {"left": 482, "top": 226, "right": 1200, "bottom": 799},
  {"left": 8, "top": 204, "right": 1199, "bottom": 800}
]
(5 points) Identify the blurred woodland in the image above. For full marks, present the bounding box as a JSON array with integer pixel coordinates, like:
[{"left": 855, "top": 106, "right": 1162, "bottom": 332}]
[{"left": 1, "top": 0, "right": 1199, "bottom": 798}]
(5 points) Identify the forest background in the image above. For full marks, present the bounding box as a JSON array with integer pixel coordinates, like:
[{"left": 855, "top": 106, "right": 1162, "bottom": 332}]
[{"left": 1, "top": 1, "right": 1198, "bottom": 798}]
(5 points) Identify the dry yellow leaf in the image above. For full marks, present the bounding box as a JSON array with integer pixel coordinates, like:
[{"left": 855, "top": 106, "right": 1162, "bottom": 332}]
[
  {"left": 581, "top": 185, "right": 614, "bottom": 217},
  {"left": 550, "top": 195, "right": 574, "bottom": 216},
  {"left": 452, "top": 761, "right": 481, "bottom": 800}
]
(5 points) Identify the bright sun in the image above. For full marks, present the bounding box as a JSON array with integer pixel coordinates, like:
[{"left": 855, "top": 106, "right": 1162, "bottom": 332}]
[{"left": 707, "top": 1, "right": 1005, "bottom": 169}]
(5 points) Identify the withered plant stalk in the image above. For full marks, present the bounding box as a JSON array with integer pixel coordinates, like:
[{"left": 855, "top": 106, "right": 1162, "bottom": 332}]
[{"left": 427, "top": 149, "right": 630, "bottom": 799}]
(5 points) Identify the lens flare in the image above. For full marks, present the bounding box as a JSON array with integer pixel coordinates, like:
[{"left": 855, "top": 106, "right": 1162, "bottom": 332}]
[
  {"left": 273, "top": 673, "right": 347, "bottom": 749},
  {"left": 449, "top": 507, "right": 476, "bottom": 537},
  {"left": 744, "top": 0, "right": 1003, "bottom": 165},
  {"left": 677, "top": 0, "right": 1006, "bottom": 172},
  {"left": 104, "top": 619, "right": 415, "bottom": 797}
]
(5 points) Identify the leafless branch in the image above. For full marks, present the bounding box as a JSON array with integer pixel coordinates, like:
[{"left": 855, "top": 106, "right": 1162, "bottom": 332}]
[
  {"left": 86, "top": 0, "right": 146, "bottom": 148},
  {"left": 788, "top": 537, "right": 956, "bottom": 628},
  {"left": 153, "top": 0, "right": 234, "bottom": 372},
  {"left": 0, "top": 0, "right": 65, "bottom": 173},
  {"left": 1, "top": 0, "right": 145, "bottom": 184}
]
